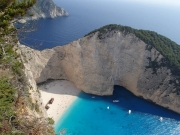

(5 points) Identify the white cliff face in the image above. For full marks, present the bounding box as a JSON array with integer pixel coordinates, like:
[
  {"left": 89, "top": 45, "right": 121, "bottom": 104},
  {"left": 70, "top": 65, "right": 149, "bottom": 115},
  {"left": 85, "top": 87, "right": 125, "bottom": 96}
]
[
  {"left": 24, "top": 0, "right": 68, "bottom": 20},
  {"left": 19, "top": 31, "right": 180, "bottom": 114},
  {"left": 17, "top": 44, "right": 47, "bottom": 117}
]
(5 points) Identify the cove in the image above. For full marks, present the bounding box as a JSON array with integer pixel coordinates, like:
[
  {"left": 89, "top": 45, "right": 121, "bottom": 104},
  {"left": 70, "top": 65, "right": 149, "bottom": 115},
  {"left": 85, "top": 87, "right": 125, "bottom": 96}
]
[{"left": 55, "top": 86, "right": 180, "bottom": 135}]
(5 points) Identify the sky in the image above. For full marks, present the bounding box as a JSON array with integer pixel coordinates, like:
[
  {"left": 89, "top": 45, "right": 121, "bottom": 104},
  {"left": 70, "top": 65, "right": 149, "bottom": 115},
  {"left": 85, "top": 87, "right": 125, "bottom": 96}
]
[
  {"left": 119, "top": 0, "right": 180, "bottom": 7},
  {"left": 54, "top": 0, "right": 180, "bottom": 7}
]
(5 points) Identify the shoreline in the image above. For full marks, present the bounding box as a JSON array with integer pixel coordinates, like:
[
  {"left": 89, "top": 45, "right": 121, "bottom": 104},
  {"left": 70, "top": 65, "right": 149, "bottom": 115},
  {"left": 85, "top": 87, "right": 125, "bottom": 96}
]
[{"left": 38, "top": 80, "right": 81, "bottom": 124}]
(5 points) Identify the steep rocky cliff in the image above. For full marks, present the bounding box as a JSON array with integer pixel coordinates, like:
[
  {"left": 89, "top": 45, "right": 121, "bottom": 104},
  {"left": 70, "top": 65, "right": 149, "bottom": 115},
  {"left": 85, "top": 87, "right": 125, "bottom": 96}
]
[
  {"left": 19, "top": 25, "right": 180, "bottom": 114},
  {"left": 24, "top": 0, "right": 68, "bottom": 20}
]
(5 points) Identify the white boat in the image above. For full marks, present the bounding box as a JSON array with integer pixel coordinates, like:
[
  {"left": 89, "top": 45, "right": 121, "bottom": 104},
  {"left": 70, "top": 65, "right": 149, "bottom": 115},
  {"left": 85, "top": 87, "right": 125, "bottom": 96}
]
[{"left": 113, "top": 100, "right": 119, "bottom": 102}]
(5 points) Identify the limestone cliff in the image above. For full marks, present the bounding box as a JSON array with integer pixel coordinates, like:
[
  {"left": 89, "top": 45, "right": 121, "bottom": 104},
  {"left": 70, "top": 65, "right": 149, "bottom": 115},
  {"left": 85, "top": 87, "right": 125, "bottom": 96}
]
[
  {"left": 19, "top": 26, "right": 180, "bottom": 114},
  {"left": 24, "top": 0, "right": 68, "bottom": 20},
  {"left": 17, "top": 43, "right": 47, "bottom": 118}
]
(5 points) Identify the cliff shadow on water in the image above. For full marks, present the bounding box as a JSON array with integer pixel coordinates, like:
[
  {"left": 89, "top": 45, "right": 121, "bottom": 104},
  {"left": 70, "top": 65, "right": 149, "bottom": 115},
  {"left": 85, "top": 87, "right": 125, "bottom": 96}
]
[{"left": 77, "top": 85, "right": 180, "bottom": 121}]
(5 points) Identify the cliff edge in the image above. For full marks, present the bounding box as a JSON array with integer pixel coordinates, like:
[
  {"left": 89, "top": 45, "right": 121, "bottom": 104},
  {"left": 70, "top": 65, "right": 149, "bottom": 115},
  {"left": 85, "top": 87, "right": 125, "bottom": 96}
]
[
  {"left": 23, "top": 0, "right": 68, "bottom": 20},
  {"left": 19, "top": 24, "right": 180, "bottom": 114}
]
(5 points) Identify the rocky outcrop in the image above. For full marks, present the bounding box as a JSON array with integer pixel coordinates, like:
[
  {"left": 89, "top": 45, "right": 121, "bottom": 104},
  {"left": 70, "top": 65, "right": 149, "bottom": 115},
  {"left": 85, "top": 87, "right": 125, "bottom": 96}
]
[
  {"left": 19, "top": 30, "right": 180, "bottom": 114},
  {"left": 24, "top": 0, "right": 68, "bottom": 20},
  {"left": 17, "top": 43, "right": 47, "bottom": 118}
]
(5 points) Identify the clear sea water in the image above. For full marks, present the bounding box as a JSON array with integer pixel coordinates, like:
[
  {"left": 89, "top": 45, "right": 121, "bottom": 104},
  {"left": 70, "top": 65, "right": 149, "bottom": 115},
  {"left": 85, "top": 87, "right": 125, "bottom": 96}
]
[
  {"left": 55, "top": 86, "right": 180, "bottom": 135},
  {"left": 19, "top": 0, "right": 180, "bottom": 134}
]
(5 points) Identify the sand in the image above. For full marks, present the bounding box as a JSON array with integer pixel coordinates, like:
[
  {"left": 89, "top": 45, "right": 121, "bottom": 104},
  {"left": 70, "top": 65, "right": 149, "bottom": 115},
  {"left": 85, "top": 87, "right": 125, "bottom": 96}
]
[{"left": 38, "top": 80, "right": 81, "bottom": 124}]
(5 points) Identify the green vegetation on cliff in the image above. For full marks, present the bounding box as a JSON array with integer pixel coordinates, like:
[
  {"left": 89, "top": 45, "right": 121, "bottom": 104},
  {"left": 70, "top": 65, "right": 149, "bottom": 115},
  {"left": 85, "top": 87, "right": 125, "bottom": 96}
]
[
  {"left": 85, "top": 24, "right": 180, "bottom": 76},
  {"left": 0, "top": 0, "right": 55, "bottom": 134},
  {"left": 0, "top": 0, "right": 36, "bottom": 28}
]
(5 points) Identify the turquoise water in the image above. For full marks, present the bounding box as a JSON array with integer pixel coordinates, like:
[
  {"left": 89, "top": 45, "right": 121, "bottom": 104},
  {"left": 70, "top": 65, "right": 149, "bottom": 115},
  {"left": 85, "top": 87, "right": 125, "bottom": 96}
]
[{"left": 55, "top": 86, "right": 180, "bottom": 135}]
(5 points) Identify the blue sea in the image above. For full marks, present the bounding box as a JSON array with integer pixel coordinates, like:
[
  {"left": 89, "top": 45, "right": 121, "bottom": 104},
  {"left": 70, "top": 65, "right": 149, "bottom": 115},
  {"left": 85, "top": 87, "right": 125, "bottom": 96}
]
[
  {"left": 55, "top": 86, "right": 180, "bottom": 135},
  {"left": 19, "top": 0, "right": 180, "bottom": 134},
  {"left": 19, "top": 0, "right": 180, "bottom": 50}
]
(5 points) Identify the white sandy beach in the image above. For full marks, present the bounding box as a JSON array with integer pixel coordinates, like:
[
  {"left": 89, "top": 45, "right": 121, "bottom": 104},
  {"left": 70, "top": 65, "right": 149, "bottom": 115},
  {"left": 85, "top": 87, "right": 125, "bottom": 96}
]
[{"left": 38, "top": 80, "right": 80, "bottom": 124}]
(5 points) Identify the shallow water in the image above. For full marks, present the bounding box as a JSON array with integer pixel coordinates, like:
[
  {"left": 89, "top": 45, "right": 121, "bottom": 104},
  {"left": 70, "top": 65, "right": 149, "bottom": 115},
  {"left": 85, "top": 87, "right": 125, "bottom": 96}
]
[{"left": 55, "top": 86, "right": 180, "bottom": 135}]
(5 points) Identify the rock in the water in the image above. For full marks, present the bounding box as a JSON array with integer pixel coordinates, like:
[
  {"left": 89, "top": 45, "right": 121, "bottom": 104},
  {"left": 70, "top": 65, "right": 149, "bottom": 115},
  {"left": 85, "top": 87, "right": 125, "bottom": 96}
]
[{"left": 18, "top": 19, "right": 26, "bottom": 24}]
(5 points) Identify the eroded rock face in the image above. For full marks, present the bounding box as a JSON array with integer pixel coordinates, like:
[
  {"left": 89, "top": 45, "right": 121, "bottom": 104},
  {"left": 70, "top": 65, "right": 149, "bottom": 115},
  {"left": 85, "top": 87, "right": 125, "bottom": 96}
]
[
  {"left": 19, "top": 31, "right": 180, "bottom": 114},
  {"left": 17, "top": 44, "right": 47, "bottom": 118},
  {"left": 24, "top": 0, "right": 68, "bottom": 20}
]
